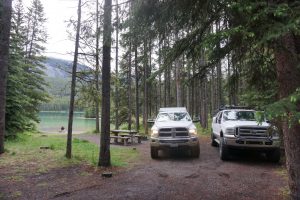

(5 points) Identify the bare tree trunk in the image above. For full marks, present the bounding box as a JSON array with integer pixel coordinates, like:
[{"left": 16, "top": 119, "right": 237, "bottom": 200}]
[
  {"left": 275, "top": 33, "right": 300, "bottom": 200},
  {"left": 148, "top": 41, "right": 152, "bottom": 118},
  {"left": 99, "top": 0, "right": 112, "bottom": 167},
  {"left": 143, "top": 41, "right": 148, "bottom": 134},
  {"left": 227, "top": 53, "right": 232, "bottom": 105},
  {"left": 134, "top": 46, "right": 139, "bottom": 131},
  {"left": 191, "top": 62, "right": 195, "bottom": 118},
  {"left": 114, "top": 0, "right": 119, "bottom": 129},
  {"left": 0, "top": 0, "right": 13, "bottom": 154},
  {"left": 174, "top": 33, "right": 182, "bottom": 107},
  {"left": 66, "top": 0, "right": 82, "bottom": 159},
  {"left": 167, "top": 64, "right": 171, "bottom": 106},
  {"left": 158, "top": 40, "right": 162, "bottom": 109},
  {"left": 187, "top": 60, "right": 191, "bottom": 112},
  {"left": 164, "top": 42, "right": 167, "bottom": 107},
  {"left": 128, "top": 42, "right": 132, "bottom": 130},
  {"left": 216, "top": 21, "right": 222, "bottom": 108},
  {"left": 95, "top": 0, "right": 100, "bottom": 133}
]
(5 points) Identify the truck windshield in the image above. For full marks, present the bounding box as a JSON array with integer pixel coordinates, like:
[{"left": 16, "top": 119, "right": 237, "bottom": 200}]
[
  {"left": 156, "top": 112, "right": 191, "bottom": 122},
  {"left": 223, "top": 111, "right": 256, "bottom": 121}
]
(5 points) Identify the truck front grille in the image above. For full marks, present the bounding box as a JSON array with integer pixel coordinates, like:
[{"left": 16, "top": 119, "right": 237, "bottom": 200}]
[
  {"left": 160, "top": 139, "right": 189, "bottom": 143},
  {"left": 236, "top": 126, "right": 268, "bottom": 138},
  {"left": 159, "top": 127, "right": 189, "bottom": 137}
]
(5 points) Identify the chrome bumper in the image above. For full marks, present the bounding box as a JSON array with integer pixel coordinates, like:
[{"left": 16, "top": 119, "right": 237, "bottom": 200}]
[
  {"left": 224, "top": 134, "right": 280, "bottom": 149},
  {"left": 150, "top": 137, "right": 199, "bottom": 148}
]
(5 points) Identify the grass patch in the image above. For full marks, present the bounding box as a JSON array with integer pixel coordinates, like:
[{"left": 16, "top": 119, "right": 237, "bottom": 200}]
[
  {"left": 5, "top": 175, "right": 24, "bottom": 182},
  {"left": 275, "top": 167, "right": 289, "bottom": 181},
  {"left": 279, "top": 186, "right": 290, "bottom": 200},
  {"left": 195, "top": 117, "right": 212, "bottom": 136},
  {"left": 11, "top": 191, "right": 22, "bottom": 198},
  {"left": 0, "top": 133, "right": 139, "bottom": 175}
]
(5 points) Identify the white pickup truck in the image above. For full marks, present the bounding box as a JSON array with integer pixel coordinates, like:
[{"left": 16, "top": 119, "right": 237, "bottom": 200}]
[
  {"left": 211, "top": 107, "right": 281, "bottom": 162},
  {"left": 150, "top": 107, "right": 200, "bottom": 159}
]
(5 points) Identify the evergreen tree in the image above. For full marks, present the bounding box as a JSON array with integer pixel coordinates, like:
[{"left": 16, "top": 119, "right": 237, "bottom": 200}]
[
  {"left": 5, "top": 0, "right": 48, "bottom": 135},
  {"left": 0, "top": 0, "right": 13, "bottom": 153}
]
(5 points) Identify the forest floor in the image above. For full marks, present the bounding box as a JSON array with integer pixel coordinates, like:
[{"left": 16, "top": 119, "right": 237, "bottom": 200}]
[{"left": 0, "top": 134, "right": 289, "bottom": 200}]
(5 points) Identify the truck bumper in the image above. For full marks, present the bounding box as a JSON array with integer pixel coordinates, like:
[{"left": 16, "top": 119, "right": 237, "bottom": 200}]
[
  {"left": 224, "top": 135, "right": 280, "bottom": 150},
  {"left": 150, "top": 137, "right": 199, "bottom": 149}
]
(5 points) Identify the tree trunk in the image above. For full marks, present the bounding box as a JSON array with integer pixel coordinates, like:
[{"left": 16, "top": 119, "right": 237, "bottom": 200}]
[
  {"left": 216, "top": 20, "right": 222, "bottom": 108},
  {"left": 191, "top": 62, "right": 195, "bottom": 118},
  {"left": 158, "top": 40, "right": 162, "bottom": 109},
  {"left": 134, "top": 46, "right": 139, "bottom": 131},
  {"left": 114, "top": 0, "right": 119, "bottom": 129},
  {"left": 143, "top": 41, "right": 148, "bottom": 134},
  {"left": 275, "top": 33, "right": 300, "bottom": 200},
  {"left": 99, "top": 0, "right": 112, "bottom": 167},
  {"left": 148, "top": 41, "right": 152, "bottom": 118},
  {"left": 174, "top": 33, "right": 182, "bottom": 107},
  {"left": 128, "top": 42, "right": 132, "bottom": 130},
  {"left": 0, "top": 0, "right": 13, "bottom": 154},
  {"left": 95, "top": 0, "right": 100, "bottom": 133},
  {"left": 66, "top": 0, "right": 81, "bottom": 159}
]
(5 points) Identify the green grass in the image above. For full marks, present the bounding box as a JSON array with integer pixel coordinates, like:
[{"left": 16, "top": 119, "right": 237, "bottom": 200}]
[{"left": 0, "top": 133, "right": 139, "bottom": 174}]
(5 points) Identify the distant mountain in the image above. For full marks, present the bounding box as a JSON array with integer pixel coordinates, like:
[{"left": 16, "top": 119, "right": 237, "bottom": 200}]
[
  {"left": 43, "top": 57, "right": 90, "bottom": 78},
  {"left": 40, "top": 57, "right": 91, "bottom": 111}
]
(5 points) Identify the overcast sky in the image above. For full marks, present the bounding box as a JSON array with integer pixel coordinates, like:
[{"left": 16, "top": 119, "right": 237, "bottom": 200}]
[{"left": 23, "top": 0, "right": 78, "bottom": 60}]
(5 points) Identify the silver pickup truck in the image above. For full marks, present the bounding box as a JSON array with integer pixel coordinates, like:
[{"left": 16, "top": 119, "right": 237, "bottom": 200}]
[
  {"left": 150, "top": 107, "right": 200, "bottom": 159},
  {"left": 211, "top": 106, "right": 281, "bottom": 162}
]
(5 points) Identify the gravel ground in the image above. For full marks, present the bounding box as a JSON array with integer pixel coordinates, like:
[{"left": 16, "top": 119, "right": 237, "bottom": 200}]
[{"left": 0, "top": 135, "right": 288, "bottom": 200}]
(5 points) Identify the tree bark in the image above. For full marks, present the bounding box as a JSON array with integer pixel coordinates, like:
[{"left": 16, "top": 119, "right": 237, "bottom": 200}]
[
  {"left": 134, "top": 46, "right": 139, "bottom": 131},
  {"left": 99, "top": 0, "right": 112, "bottom": 167},
  {"left": 275, "top": 32, "right": 300, "bottom": 200},
  {"left": 158, "top": 40, "right": 162, "bottom": 109},
  {"left": 66, "top": 0, "right": 81, "bottom": 159},
  {"left": 175, "top": 44, "right": 181, "bottom": 106},
  {"left": 114, "top": 0, "right": 119, "bottom": 129},
  {"left": 0, "top": 0, "right": 13, "bottom": 154},
  {"left": 143, "top": 41, "right": 148, "bottom": 134},
  {"left": 95, "top": 0, "right": 100, "bottom": 133},
  {"left": 128, "top": 42, "right": 132, "bottom": 130}
]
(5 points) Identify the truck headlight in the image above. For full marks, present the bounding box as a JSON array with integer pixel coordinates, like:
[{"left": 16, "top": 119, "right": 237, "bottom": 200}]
[
  {"left": 189, "top": 128, "right": 198, "bottom": 136},
  {"left": 225, "top": 128, "right": 235, "bottom": 135},
  {"left": 151, "top": 129, "right": 158, "bottom": 138}
]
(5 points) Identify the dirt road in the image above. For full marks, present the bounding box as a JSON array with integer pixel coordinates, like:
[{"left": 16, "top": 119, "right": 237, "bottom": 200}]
[{"left": 0, "top": 135, "right": 287, "bottom": 200}]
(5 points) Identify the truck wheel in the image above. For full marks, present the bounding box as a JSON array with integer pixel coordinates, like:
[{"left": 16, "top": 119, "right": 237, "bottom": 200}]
[
  {"left": 151, "top": 147, "right": 159, "bottom": 159},
  {"left": 191, "top": 145, "right": 200, "bottom": 158},
  {"left": 219, "top": 138, "right": 230, "bottom": 161},
  {"left": 211, "top": 132, "right": 218, "bottom": 147},
  {"left": 266, "top": 149, "right": 280, "bottom": 163}
]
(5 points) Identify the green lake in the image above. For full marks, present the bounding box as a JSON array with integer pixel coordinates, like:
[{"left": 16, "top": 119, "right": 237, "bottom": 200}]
[{"left": 38, "top": 111, "right": 98, "bottom": 134}]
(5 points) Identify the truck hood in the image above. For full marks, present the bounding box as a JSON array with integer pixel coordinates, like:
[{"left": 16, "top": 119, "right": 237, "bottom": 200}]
[
  {"left": 152, "top": 121, "right": 195, "bottom": 130},
  {"left": 223, "top": 120, "right": 270, "bottom": 128}
]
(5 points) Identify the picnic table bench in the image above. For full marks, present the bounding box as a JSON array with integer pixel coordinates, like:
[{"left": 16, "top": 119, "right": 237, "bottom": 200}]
[
  {"left": 110, "top": 130, "right": 141, "bottom": 145},
  {"left": 110, "top": 135, "right": 131, "bottom": 146}
]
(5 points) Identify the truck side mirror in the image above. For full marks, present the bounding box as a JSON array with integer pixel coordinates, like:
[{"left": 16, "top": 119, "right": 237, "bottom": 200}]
[
  {"left": 147, "top": 119, "right": 155, "bottom": 125},
  {"left": 193, "top": 117, "right": 200, "bottom": 123}
]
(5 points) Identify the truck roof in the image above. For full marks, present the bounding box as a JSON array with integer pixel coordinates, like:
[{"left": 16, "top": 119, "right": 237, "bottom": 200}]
[{"left": 159, "top": 107, "right": 187, "bottom": 112}]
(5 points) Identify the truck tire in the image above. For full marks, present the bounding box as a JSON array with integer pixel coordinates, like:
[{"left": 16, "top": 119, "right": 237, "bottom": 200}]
[
  {"left": 219, "top": 138, "right": 230, "bottom": 161},
  {"left": 151, "top": 147, "right": 159, "bottom": 159},
  {"left": 266, "top": 149, "right": 280, "bottom": 163},
  {"left": 211, "top": 131, "right": 218, "bottom": 147},
  {"left": 191, "top": 145, "right": 200, "bottom": 158}
]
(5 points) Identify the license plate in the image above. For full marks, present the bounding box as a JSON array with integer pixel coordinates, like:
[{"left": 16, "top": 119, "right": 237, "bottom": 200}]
[{"left": 170, "top": 144, "right": 178, "bottom": 147}]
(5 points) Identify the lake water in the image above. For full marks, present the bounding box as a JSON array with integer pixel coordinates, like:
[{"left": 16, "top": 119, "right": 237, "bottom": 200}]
[{"left": 38, "top": 111, "right": 98, "bottom": 134}]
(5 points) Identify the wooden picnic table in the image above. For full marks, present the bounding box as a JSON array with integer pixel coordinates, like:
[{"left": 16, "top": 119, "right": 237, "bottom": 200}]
[{"left": 111, "top": 130, "right": 139, "bottom": 145}]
